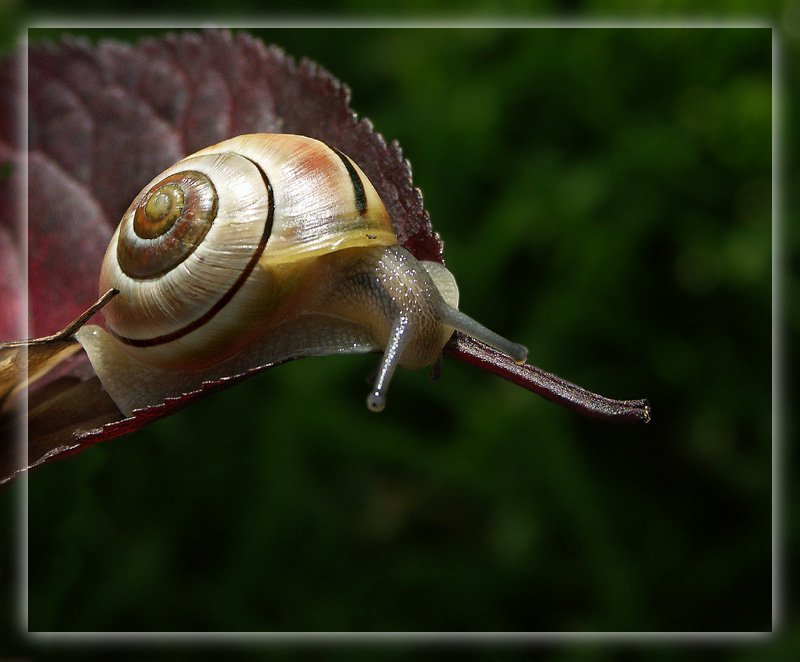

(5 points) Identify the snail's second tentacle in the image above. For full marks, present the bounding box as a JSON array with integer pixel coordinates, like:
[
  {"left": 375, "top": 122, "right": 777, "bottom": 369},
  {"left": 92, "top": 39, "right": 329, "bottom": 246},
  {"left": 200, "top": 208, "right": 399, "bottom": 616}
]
[
  {"left": 440, "top": 305, "right": 528, "bottom": 365},
  {"left": 367, "top": 315, "right": 414, "bottom": 412}
]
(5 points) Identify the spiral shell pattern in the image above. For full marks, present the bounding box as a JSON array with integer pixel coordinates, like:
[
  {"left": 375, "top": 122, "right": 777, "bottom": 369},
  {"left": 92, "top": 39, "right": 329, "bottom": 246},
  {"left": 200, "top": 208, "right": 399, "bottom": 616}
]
[
  {"left": 99, "top": 134, "right": 397, "bottom": 369},
  {"left": 117, "top": 170, "right": 218, "bottom": 278}
]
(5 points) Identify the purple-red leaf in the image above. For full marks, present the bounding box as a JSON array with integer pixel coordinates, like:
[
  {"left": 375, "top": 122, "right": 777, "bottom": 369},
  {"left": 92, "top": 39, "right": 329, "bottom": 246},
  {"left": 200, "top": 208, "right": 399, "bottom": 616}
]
[
  {"left": 25, "top": 30, "right": 442, "bottom": 338},
  {"left": 2, "top": 29, "right": 447, "bottom": 482},
  {"left": 1, "top": 29, "right": 648, "bottom": 485},
  {"left": 0, "top": 53, "right": 24, "bottom": 344}
]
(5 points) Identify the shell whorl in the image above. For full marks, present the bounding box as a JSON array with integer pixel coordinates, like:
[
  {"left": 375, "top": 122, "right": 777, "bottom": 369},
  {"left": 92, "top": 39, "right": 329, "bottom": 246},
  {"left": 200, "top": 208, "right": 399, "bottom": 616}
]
[
  {"left": 99, "top": 134, "right": 397, "bottom": 369},
  {"left": 118, "top": 170, "right": 218, "bottom": 278}
]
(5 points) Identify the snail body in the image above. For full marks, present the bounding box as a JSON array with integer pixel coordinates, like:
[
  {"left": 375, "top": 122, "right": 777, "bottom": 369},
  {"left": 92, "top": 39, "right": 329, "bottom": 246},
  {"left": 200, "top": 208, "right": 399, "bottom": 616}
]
[{"left": 77, "top": 134, "right": 527, "bottom": 416}]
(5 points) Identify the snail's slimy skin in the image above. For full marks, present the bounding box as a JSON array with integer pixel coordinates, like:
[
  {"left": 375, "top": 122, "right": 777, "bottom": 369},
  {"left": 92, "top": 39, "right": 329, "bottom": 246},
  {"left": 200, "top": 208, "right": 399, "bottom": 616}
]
[{"left": 77, "top": 134, "right": 527, "bottom": 416}]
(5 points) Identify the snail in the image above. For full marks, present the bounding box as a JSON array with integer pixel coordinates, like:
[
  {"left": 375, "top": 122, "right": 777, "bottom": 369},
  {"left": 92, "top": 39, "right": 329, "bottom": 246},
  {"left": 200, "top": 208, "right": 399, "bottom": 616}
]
[{"left": 76, "top": 134, "right": 528, "bottom": 417}]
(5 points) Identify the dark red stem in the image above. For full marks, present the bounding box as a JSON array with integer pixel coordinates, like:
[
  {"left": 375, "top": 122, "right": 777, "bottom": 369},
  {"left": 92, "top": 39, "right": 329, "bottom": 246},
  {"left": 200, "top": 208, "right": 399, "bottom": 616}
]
[{"left": 444, "top": 333, "right": 651, "bottom": 424}]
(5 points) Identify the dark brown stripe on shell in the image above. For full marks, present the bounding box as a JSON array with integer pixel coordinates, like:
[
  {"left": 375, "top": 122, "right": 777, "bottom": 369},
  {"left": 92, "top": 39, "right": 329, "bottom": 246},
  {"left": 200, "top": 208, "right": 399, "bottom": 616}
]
[
  {"left": 329, "top": 145, "right": 368, "bottom": 215},
  {"left": 111, "top": 156, "right": 274, "bottom": 348}
]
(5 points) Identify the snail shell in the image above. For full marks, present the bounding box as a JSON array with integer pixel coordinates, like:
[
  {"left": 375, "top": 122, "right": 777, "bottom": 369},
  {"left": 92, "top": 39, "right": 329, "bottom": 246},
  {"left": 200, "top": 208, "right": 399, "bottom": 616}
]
[{"left": 76, "top": 134, "right": 527, "bottom": 416}]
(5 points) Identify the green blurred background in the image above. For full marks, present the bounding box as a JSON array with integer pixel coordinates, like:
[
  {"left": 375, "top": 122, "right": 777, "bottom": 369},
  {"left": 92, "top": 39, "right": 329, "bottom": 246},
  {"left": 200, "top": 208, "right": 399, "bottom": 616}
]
[{"left": 1, "top": 7, "right": 792, "bottom": 656}]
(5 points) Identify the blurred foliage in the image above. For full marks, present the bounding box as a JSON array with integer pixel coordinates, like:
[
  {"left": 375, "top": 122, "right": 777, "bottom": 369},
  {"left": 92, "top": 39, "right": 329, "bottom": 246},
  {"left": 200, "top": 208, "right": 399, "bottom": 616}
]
[{"left": 1, "top": 6, "right": 794, "bottom": 659}]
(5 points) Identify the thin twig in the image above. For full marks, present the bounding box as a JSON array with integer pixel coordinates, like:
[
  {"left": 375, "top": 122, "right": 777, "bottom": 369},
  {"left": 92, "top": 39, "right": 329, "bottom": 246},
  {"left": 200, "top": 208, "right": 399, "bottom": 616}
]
[{"left": 2, "top": 289, "right": 119, "bottom": 348}]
